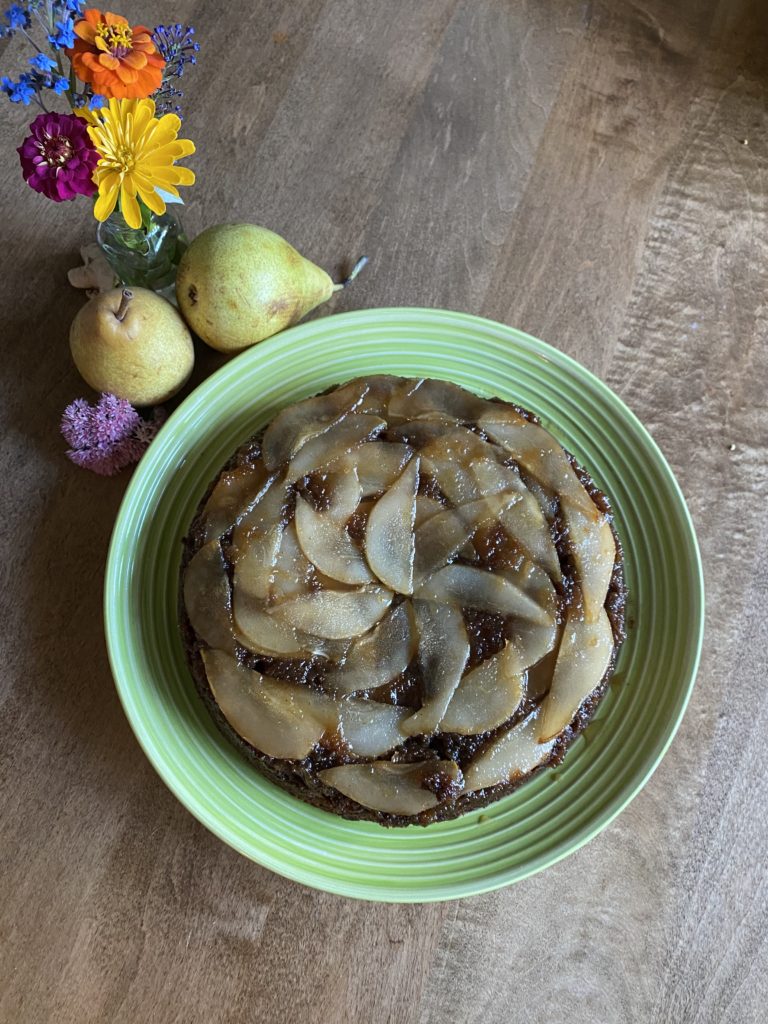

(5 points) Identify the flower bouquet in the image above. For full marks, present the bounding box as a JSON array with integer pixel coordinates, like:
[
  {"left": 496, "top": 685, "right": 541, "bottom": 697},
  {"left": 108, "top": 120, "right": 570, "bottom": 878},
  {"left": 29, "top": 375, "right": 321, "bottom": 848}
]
[
  {"left": 3, "top": 2, "right": 198, "bottom": 290},
  {"left": 4, "top": 4, "right": 367, "bottom": 476}
]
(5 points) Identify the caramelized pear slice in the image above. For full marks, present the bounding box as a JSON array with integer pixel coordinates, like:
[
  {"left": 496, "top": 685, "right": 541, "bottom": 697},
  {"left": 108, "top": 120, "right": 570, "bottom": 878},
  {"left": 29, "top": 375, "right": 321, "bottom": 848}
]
[
  {"left": 286, "top": 414, "right": 386, "bottom": 483},
  {"left": 538, "top": 607, "right": 614, "bottom": 742},
  {"left": 440, "top": 645, "right": 525, "bottom": 735},
  {"left": 364, "top": 457, "right": 419, "bottom": 594},
  {"left": 503, "top": 558, "right": 558, "bottom": 621},
  {"left": 565, "top": 503, "right": 617, "bottom": 621},
  {"left": 506, "top": 618, "right": 559, "bottom": 675},
  {"left": 419, "top": 428, "right": 491, "bottom": 506},
  {"left": 412, "top": 493, "right": 519, "bottom": 584},
  {"left": 421, "top": 427, "right": 490, "bottom": 464},
  {"left": 331, "top": 442, "right": 413, "bottom": 497},
  {"left": 202, "top": 463, "right": 270, "bottom": 543},
  {"left": 469, "top": 459, "right": 561, "bottom": 581},
  {"left": 479, "top": 416, "right": 598, "bottom": 519},
  {"left": 201, "top": 650, "right": 333, "bottom": 759},
  {"left": 463, "top": 708, "right": 556, "bottom": 792},
  {"left": 415, "top": 564, "right": 551, "bottom": 624},
  {"left": 271, "top": 587, "right": 393, "bottom": 640},
  {"left": 233, "top": 590, "right": 309, "bottom": 656},
  {"left": 183, "top": 539, "right": 235, "bottom": 653},
  {"left": 323, "top": 603, "right": 415, "bottom": 694},
  {"left": 271, "top": 521, "right": 315, "bottom": 601},
  {"left": 230, "top": 474, "right": 287, "bottom": 557},
  {"left": 295, "top": 471, "right": 373, "bottom": 585},
  {"left": 355, "top": 374, "right": 400, "bottom": 417},
  {"left": 401, "top": 601, "right": 469, "bottom": 737},
  {"left": 261, "top": 379, "right": 369, "bottom": 470},
  {"left": 384, "top": 377, "right": 426, "bottom": 424},
  {"left": 338, "top": 699, "right": 411, "bottom": 757},
  {"left": 482, "top": 420, "right": 615, "bottom": 617},
  {"left": 233, "top": 524, "right": 283, "bottom": 601},
  {"left": 389, "top": 378, "right": 492, "bottom": 425},
  {"left": 319, "top": 760, "right": 462, "bottom": 815},
  {"left": 415, "top": 494, "right": 444, "bottom": 528}
]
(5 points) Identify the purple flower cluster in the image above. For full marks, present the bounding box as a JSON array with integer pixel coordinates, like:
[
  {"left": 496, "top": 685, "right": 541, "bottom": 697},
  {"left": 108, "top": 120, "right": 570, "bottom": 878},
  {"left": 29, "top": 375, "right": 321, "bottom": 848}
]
[
  {"left": 151, "top": 23, "right": 199, "bottom": 117},
  {"left": 61, "top": 394, "right": 166, "bottom": 477},
  {"left": 18, "top": 111, "right": 98, "bottom": 201}
]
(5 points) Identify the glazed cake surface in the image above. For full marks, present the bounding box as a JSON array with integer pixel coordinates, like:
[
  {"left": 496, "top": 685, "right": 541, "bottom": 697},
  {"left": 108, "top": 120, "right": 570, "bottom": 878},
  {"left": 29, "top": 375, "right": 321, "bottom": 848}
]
[{"left": 180, "top": 375, "right": 626, "bottom": 826}]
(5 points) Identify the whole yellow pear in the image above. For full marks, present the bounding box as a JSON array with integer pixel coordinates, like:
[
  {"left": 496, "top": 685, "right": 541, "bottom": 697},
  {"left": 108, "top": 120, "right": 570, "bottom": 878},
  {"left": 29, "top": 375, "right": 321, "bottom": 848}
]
[
  {"left": 69, "top": 287, "right": 194, "bottom": 405},
  {"left": 176, "top": 224, "right": 338, "bottom": 353}
]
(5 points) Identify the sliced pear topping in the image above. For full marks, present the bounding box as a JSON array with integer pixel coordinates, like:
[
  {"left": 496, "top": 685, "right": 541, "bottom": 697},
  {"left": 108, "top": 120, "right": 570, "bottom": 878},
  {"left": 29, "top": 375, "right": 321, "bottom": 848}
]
[
  {"left": 201, "top": 650, "right": 334, "bottom": 759},
  {"left": 355, "top": 374, "right": 400, "bottom": 417},
  {"left": 338, "top": 699, "right": 411, "bottom": 757},
  {"left": 389, "top": 378, "right": 492, "bottom": 425},
  {"left": 188, "top": 375, "right": 622, "bottom": 805},
  {"left": 390, "top": 418, "right": 459, "bottom": 447},
  {"left": 286, "top": 414, "right": 386, "bottom": 483},
  {"left": 261, "top": 379, "right": 369, "bottom": 470},
  {"left": 463, "top": 708, "right": 556, "bottom": 792},
  {"left": 566, "top": 504, "right": 617, "bottom": 621},
  {"left": 479, "top": 416, "right": 599, "bottom": 520},
  {"left": 323, "top": 603, "right": 415, "bottom": 694},
  {"left": 385, "top": 377, "right": 425, "bottom": 424},
  {"left": 484, "top": 418, "right": 617, "bottom": 618},
  {"left": 469, "top": 459, "right": 561, "bottom": 581},
  {"left": 415, "top": 564, "right": 551, "bottom": 624},
  {"left": 415, "top": 494, "right": 444, "bottom": 528},
  {"left": 412, "top": 492, "right": 520, "bottom": 584},
  {"left": 233, "top": 590, "right": 309, "bottom": 656},
  {"left": 183, "top": 539, "right": 236, "bottom": 653},
  {"left": 230, "top": 474, "right": 287, "bottom": 557},
  {"left": 503, "top": 557, "right": 558, "bottom": 621},
  {"left": 421, "top": 427, "right": 490, "bottom": 464},
  {"left": 295, "top": 498, "right": 373, "bottom": 584},
  {"left": 419, "top": 428, "right": 492, "bottom": 506},
  {"left": 506, "top": 618, "right": 559, "bottom": 675},
  {"left": 401, "top": 601, "right": 469, "bottom": 737},
  {"left": 319, "top": 760, "right": 462, "bottom": 815},
  {"left": 331, "top": 442, "right": 414, "bottom": 497},
  {"left": 412, "top": 506, "right": 473, "bottom": 582},
  {"left": 271, "top": 520, "right": 315, "bottom": 601},
  {"left": 295, "top": 470, "right": 374, "bottom": 585},
  {"left": 440, "top": 645, "right": 525, "bottom": 735},
  {"left": 538, "top": 607, "right": 614, "bottom": 742},
  {"left": 271, "top": 587, "right": 393, "bottom": 640},
  {"left": 202, "top": 463, "right": 270, "bottom": 543},
  {"left": 364, "top": 457, "right": 419, "bottom": 594},
  {"left": 421, "top": 456, "right": 475, "bottom": 507},
  {"left": 233, "top": 524, "right": 283, "bottom": 601}
]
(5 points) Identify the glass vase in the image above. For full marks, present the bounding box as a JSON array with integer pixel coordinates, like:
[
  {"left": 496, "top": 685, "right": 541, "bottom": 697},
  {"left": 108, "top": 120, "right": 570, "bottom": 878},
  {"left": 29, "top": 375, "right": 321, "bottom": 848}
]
[{"left": 96, "top": 207, "right": 188, "bottom": 295}]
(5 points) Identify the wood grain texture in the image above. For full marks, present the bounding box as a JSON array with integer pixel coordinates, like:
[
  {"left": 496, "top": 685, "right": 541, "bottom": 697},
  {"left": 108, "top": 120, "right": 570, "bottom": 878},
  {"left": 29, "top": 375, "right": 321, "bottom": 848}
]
[{"left": 0, "top": 1, "right": 766, "bottom": 1021}]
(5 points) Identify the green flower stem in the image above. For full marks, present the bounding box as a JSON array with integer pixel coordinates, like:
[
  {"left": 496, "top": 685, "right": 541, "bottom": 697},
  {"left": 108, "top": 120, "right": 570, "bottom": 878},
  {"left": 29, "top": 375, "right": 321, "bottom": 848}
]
[
  {"left": 139, "top": 199, "right": 154, "bottom": 234},
  {"left": 67, "top": 65, "right": 78, "bottom": 112},
  {"left": 20, "top": 26, "right": 44, "bottom": 53}
]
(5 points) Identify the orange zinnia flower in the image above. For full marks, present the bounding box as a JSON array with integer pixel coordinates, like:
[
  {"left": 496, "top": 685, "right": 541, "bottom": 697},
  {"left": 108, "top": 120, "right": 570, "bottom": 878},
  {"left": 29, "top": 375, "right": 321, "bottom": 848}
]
[{"left": 68, "top": 10, "right": 165, "bottom": 100}]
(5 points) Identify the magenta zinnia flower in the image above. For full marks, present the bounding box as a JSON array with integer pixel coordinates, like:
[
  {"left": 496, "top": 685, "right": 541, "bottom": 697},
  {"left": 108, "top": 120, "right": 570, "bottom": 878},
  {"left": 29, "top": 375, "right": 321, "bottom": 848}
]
[{"left": 18, "top": 112, "right": 99, "bottom": 202}]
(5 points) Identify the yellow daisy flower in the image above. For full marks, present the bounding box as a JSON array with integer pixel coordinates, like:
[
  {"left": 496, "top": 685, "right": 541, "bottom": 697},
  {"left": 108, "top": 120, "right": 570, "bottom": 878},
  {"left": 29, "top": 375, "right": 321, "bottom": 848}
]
[{"left": 86, "top": 97, "right": 195, "bottom": 229}]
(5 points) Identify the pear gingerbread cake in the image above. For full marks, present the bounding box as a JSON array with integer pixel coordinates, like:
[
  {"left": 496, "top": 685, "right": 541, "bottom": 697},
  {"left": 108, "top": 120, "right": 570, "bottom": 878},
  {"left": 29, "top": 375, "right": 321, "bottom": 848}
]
[{"left": 180, "top": 375, "right": 626, "bottom": 826}]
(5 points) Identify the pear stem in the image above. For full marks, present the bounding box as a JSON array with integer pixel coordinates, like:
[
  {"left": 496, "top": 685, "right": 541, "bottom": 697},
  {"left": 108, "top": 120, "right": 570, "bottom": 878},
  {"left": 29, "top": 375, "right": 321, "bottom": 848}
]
[
  {"left": 332, "top": 255, "right": 369, "bottom": 292},
  {"left": 115, "top": 288, "right": 133, "bottom": 322}
]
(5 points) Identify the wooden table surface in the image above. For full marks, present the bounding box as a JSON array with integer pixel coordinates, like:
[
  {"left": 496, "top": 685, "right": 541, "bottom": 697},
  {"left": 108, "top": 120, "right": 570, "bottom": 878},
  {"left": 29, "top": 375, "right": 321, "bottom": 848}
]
[{"left": 1, "top": 2, "right": 767, "bottom": 1021}]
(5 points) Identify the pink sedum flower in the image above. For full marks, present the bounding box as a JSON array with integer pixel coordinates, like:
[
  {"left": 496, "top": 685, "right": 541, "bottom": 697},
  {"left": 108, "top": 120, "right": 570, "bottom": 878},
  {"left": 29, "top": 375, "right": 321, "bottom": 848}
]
[
  {"left": 18, "top": 111, "right": 99, "bottom": 202},
  {"left": 61, "top": 393, "right": 164, "bottom": 477}
]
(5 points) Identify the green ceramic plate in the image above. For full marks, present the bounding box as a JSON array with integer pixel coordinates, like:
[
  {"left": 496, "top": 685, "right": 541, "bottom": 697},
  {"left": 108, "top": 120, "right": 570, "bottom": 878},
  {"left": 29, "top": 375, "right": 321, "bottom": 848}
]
[{"left": 105, "top": 308, "right": 703, "bottom": 902}]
